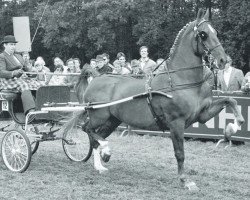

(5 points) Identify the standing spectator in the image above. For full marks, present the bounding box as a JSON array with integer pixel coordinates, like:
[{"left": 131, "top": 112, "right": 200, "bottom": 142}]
[
  {"left": 241, "top": 72, "right": 250, "bottom": 92},
  {"left": 96, "top": 54, "right": 112, "bottom": 74},
  {"left": 74, "top": 58, "right": 81, "bottom": 72},
  {"left": 102, "top": 53, "right": 114, "bottom": 69},
  {"left": 116, "top": 52, "right": 132, "bottom": 75},
  {"left": 64, "top": 58, "right": 79, "bottom": 89},
  {"left": 34, "top": 59, "right": 50, "bottom": 83},
  {"left": 90, "top": 58, "right": 97, "bottom": 70},
  {"left": 138, "top": 46, "right": 156, "bottom": 74},
  {"left": 0, "top": 35, "right": 43, "bottom": 115},
  {"left": 217, "top": 55, "right": 244, "bottom": 92}
]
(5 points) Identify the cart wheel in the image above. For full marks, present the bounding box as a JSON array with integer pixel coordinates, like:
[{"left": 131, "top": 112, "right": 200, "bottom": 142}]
[
  {"left": 31, "top": 141, "right": 39, "bottom": 155},
  {"left": 1, "top": 129, "right": 31, "bottom": 173},
  {"left": 62, "top": 125, "right": 92, "bottom": 162}
]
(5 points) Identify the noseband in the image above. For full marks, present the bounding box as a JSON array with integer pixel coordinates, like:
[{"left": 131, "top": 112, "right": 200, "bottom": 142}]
[{"left": 194, "top": 19, "right": 222, "bottom": 55}]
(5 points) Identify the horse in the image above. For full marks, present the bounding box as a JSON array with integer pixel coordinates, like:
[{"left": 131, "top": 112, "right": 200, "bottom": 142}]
[{"left": 65, "top": 9, "right": 244, "bottom": 191}]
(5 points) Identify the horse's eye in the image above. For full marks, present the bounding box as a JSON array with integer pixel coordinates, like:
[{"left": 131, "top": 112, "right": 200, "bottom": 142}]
[{"left": 199, "top": 31, "right": 208, "bottom": 40}]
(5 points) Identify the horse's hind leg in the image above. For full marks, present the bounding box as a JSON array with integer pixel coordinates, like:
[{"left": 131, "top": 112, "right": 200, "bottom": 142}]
[
  {"left": 83, "top": 117, "right": 121, "bottom": 173},
  {"left": 170, "top": 119, "right": 199, "bottom": 191}
]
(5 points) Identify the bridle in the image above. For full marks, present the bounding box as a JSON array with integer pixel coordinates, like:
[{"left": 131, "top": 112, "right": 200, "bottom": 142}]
[
  {"left": 151, "top": 19, "right": 222, "bottom": 91},
  {"left": 194, "top": 19, "right": 222, "bottom": 56}
]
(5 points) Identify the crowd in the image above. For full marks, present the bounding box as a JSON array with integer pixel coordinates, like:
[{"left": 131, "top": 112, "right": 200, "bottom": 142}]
[{"left": 0, "top": 35, "right": 250, "bottom": 116}]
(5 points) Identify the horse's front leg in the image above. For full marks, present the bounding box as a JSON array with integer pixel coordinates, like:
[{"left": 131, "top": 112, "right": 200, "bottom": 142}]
[
  {"left": 198, "top": 97, "right": 244, "bottom": 126},
  {"left": 170, "top": 119, "right": 199, "bottom": 191},
  {"left": 198, "top": 97, "right": 244, "bottom": 147}
]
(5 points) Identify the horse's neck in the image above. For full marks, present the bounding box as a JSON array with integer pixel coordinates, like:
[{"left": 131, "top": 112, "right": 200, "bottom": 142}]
[{"left": 169, "top": 25, "right": 203, "bottom": 83}]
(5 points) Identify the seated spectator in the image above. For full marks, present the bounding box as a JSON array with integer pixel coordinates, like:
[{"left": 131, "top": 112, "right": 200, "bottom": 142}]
[
  {"left": 131, "top": 59, "right": 144, "bottom": 77},
  {"left": 96, "top": 54, "right": 112, "bottom": 74},
  {"left": 63, "top": 58, "right": 79, "bottom": 89},
  {"left": 34, "top": 60, "right": 50, "bottom": 83},
  {"left": 115, "top": 52, "right": 132, "bottom": 75},
  {"left": 112, "top": 60, "right": 122, "bottom": 74},
  {"left": 90, "top": 58, "right": 97, "bottom": 70},
  {"left": 74, "top": 58, "right": 81, "bottom": 72},
  {"left": 217, "top": 55, "right": 244, "bottom": 92},
  {"left": 155, "top": 58, "right": 167, "bottom": 73},
  {"left": 103, "top": 53, "right": 114, "bottom": 70},
  {"left": 22, "top": 51, "right": 34, "bottom": 69},
  {"left": 53, "top": 57, "right": 68, "bottom": 73},
  {"left": 47, "top": 63, "right": 66, "bottom": 86}
]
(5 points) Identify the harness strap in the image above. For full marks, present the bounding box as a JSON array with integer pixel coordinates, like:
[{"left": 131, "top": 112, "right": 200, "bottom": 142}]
[{"left": 146, "top": 96, "right": 166, "bottom": 131}]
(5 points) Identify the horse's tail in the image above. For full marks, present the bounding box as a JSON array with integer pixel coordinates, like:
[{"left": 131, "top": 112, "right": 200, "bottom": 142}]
[{"left": 61, "top": 110, "right": 87, "bottom": 134}]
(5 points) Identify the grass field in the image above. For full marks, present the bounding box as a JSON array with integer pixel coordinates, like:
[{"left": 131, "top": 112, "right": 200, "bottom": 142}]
[{"left": 0, "top": 127, "right": 249, "bottom": 200}]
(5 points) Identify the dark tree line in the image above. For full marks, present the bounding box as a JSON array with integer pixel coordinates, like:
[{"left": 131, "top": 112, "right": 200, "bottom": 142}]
[{"left": 0, "top": 0, "right": 249, "bottom": 73}]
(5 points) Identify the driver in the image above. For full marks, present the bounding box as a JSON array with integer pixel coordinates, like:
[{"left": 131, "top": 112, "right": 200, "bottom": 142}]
[{"left": 0, "top": 35, "right": 44, "bottom": 115}]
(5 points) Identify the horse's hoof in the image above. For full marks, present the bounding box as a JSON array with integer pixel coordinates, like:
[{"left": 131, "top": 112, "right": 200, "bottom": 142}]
[
  {"left": 184, "top": 181, "right": 199, "bottom": 191},
  {"left": 101, "top": 153, "right": 111, "bottom": 163},
  {"left": 98, "top": 168, "right": 108, "bottom": 174}
]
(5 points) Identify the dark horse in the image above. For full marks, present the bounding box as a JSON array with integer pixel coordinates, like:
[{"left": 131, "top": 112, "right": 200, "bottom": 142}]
[{"left": 67, "top": 9, "right": 244, "bottom": 190}]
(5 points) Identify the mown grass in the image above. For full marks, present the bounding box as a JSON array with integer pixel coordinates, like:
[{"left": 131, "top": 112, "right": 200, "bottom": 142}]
[{"left": 0, "top": 130, "right": 249, "bottom": 200}]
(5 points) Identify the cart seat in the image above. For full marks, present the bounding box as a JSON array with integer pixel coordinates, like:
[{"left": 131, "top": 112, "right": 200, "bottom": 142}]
[{"left": 0, "top": 89, "right": 20, "bottom": 101}]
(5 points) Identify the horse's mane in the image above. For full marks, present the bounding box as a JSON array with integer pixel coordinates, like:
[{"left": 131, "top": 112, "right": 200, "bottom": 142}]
[{"left": 167, "top": 21, "right": 193, "bottom": 64}]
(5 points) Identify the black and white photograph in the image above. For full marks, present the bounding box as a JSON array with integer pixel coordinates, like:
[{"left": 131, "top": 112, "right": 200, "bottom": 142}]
[{"left": 0, "top": 0, "right": 249, "bottom": 199}]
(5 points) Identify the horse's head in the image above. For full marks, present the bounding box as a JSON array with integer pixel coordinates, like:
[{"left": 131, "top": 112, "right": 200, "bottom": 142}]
[{"left": 193, "top": 9, "right": 227, "bottom": 69}]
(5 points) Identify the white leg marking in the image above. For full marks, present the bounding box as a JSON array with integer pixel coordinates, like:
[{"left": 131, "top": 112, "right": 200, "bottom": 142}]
[{"left": 93, "top": 147, "right": 108, "bottom": 173}]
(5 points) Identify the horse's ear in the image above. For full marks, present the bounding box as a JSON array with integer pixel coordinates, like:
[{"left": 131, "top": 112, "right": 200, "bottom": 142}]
[
  {"left": 196, "top": 9, "right": 204, "bottom": 21},
  {"left": 204, "top": 9, "right": 210, "bottom": 20}
]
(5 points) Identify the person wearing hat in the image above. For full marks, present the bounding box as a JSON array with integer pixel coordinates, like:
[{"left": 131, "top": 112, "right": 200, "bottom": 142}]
[{"left": 0, "top": 35, "right": 43, "bottom": 115}]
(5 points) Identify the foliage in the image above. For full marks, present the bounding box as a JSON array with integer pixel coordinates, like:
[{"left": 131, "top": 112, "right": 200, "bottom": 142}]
[{"left": 0, "top": 0, "right": 249, "bottom": 72}]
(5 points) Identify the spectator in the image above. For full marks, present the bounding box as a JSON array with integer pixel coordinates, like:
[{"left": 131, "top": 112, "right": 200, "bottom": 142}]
[
  {"left": 217, "top": 55, "right": 244, "bottom": 92},
  {"left": 155, "top": 58, "right": 167, "bottom": 73},
  {"left": 96, "top": 54, "right": 112, "bottom": 74},
  {"left": 102, "top": 53, "right": 114, "bottom": 69},
  {"left": 63, "top": 58, "right": 79, "bottom": 89},
  {"left": 34, "top": 59, "right": 50, "bottom": 83},
  {"left": 47, "top": 57, "right": 68, "bottom": 85},
  {"left": 131, "top": 59, "right": 144, "bottom": 77},
  {"left": 115, "top": 52, "right": 132, "bottom": 75},
  {"left": 0, "top": 35, "right": 43, "bottom": 115},
  {"left": 53, "top": 57, "right": 68, "bottom": 73},
  {"left": 138, "top": 46, "right": 156, "bottom": 74},
  {"left": 22, "top": 51, "right": 34, "bottom": 69},
  {"left": 74, "top": 58, "right": 81, "bottom": 72},
  {"left": 241, "top": 72, "right": 250, "bottom": 93},
  {"left": 112, "top": 60, "right": 122, "bottom": 74},
  {"left": 90, "top": 58, "right": 97, "bottom": 70}
]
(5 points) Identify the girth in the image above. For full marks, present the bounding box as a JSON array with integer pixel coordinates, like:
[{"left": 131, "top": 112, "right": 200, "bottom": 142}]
[{"left": 145, "top": 76, "right": 168, "bottom": 132}]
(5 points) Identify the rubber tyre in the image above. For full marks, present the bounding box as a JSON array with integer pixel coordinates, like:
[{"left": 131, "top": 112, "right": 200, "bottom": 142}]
[
  {"left": 31, "top": 141, "right": 39, "bottom": 155},
  {"left": 62, "top": 125, "right": 92, "bottom": 162},
  {"left": 1, "top": 129, "right": 31, "bottom": 173}
]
